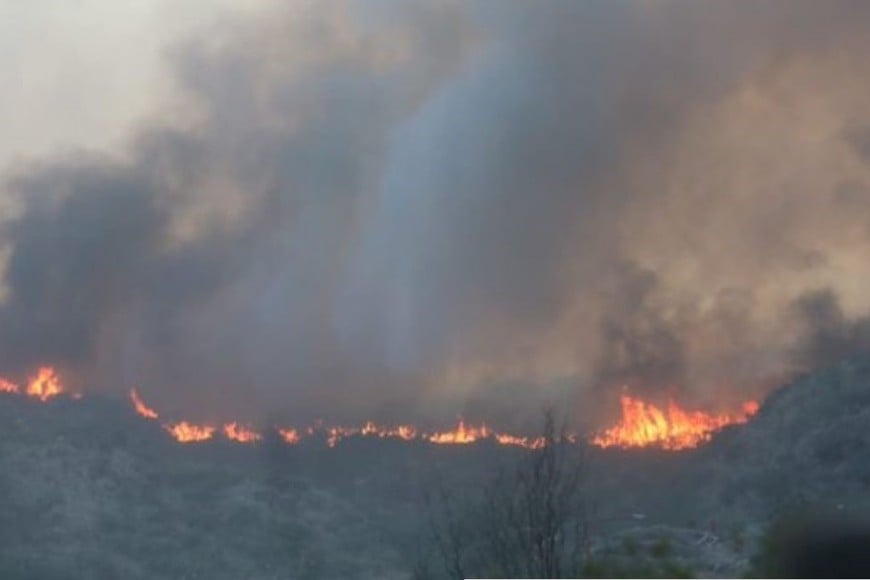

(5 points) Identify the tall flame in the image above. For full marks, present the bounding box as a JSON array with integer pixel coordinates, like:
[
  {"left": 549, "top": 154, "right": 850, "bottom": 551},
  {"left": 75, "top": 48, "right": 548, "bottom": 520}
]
[
  {"left": 129, "top": 388, "right": 159, "bottom": 420},
  {"left": 25, "top": 367, "right": 64, "bottom": 401},
  {"left": 427, "top": 420, "right": 490, "bottom": 445},
  {"left": 164, "top": 422, "right": 215, "bottom": 443},
  {"left": 591, "top": 394, "right": 759, "bottom": 450},
  {"left": 222, "top": 422, "right": 262, "bottom": 443}
]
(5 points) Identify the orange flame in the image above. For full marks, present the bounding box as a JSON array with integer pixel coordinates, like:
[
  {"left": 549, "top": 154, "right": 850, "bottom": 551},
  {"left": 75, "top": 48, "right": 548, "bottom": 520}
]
[
  {"left": 360, "top": 421, "right": 418, "bottom": 440},
  {"left": 129, "top": 388, "right": 159, "bottom": 420},
  {"left": 25, "top": 367, "right": 64, "bottom": 401},
  {"left": 278, "top": 428, "right": 301, "bottom": 444},
  {"left": 494, "top": 433, "right": 548, "bottom": 449},
  {"left": 0, "top": 368, "right": 762, "bottom": 452},
  {"left": 320, "top": 422, "right": 421, "bottom": 446},
  {"left": 385, "top": 424, "right": 417, "bottom": 440},
  {"left": 428, "top": 420, "right": 490, "bottom": 445},
  {"left": 164, "top": 421, "right": 215, "bottom": 443},
  {"left": 591, "top": 394, "right": 759, "bottom": 450},
  {"left": 222, "top": 422, "right": 262, "bottom": 443},
  {"left": 326, "top": 426, "right": 358, "bottom": 448},
  {"left": 0, "top": 377, "right": 19, "bottom": 394}
]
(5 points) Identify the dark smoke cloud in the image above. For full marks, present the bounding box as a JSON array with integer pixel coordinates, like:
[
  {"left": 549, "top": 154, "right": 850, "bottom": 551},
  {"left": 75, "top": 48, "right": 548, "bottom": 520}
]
[
  {"left": 2, "top": 0, "right": 870, "bottom": 427},
  {"left": 594, "top": 265, "right": 688, "bottom": 396},
  {"left": 792, "top": 289, "right": 870, "bottom": 371}
]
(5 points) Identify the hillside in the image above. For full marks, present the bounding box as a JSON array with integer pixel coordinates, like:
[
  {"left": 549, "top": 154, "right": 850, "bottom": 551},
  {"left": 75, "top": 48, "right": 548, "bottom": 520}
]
[{"left": 1, "top": 360, "right": 869, "bottom": 578}]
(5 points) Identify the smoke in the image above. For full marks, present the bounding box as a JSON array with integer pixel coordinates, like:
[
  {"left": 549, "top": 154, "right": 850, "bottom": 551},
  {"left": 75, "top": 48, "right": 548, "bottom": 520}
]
[
  {"left": 791, "top": 289, "right": 870, "bottom": 371},
  {"left": 2, "top": 0, "right": 870, "bottom": 427}
]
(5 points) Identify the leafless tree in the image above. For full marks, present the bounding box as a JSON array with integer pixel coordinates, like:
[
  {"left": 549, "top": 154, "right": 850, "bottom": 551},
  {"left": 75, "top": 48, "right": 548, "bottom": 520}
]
[{"left": 417, "top": 411, "right": 587, "bottom": 579}]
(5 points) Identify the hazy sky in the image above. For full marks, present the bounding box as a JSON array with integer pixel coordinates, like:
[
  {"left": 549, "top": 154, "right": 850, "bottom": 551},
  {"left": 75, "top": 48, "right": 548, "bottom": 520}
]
[
  {"left": 0, "top": 0, "right": 272, "bottom": 164},
  {"left": 2, "top": 1, "right": 870, "bottom": 430}
]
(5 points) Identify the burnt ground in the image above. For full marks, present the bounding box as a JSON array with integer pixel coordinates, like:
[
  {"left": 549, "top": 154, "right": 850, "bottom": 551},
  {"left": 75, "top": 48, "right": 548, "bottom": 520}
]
[{"left": 1, "top": 357, "right": 870, "bottom": 579}]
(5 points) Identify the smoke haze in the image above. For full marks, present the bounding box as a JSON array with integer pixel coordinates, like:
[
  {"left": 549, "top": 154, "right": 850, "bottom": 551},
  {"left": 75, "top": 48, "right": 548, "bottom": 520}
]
[{"left": 2, "top": 0, "right": 870, "bottom": 428}]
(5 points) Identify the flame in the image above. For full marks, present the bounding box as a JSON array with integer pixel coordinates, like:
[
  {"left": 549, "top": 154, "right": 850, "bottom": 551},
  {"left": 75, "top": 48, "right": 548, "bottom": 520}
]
[
  {"left": 743, "top": 400, "right": 760, "bottom": 415},
  {"left": 278, "top": 428, "right": 301, "bottom": 444},
  {"left": 222, "top": 422, "right": 262, "bottom": 443},
  {"left": 360, "top": 421, "right": 417, "bottom": 440},
  {"left": 25, "top": 367, "right": 64, "bottom": 401},
  {"left": 494, "top": 433, "right": 547, "bottom": 449},
  {"left": 385, "top": 424, "right": 417, "bottom": 440},
  {"left": 326, "top": 426, "right": 358, "bottom": 448},
  {"left": 591, "top": 394, "right": 759, "bottom": 450},
  {"left": 129, "top": 388, "right": 159, "bottom": 420},
  {"left": 0, "top": 367, "right": 762, "bottom": 451},
  {"left": 164, "top": 421, "right": 215, "bottom": 443},
  {"left": 0, "top": 377, "right": 19, "bottom": 394},
  {"left": 428, "top": 420, "right": 490, "bottom": 445},
  {"left": 319, "top": 421, "right": 421, "bottom": 446}
]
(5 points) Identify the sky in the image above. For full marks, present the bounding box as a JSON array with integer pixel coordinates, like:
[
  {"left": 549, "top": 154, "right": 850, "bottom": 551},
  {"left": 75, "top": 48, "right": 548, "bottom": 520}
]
[{"left": 1, "top": 0, "right": 870, "bottom": 430}]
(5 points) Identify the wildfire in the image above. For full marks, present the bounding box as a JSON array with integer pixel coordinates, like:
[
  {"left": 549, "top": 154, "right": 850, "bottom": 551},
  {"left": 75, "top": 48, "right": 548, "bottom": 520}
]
[
  {"left": 222, "top": 422, "right": 262, "bottom": 443},
  {"left": 0, "top": 366, "right": 763, "bottom": 452},
  {"left": 591, "top": 394, "right": 760, "bottom": 451},
  {"left": 129, "top": 388, "right": 159, "bottom": 420},
  {"left": 25, "top": 367, "right": 65, "bottom": 401},
  {"left": 164, "top": 422, "right": 215, "bottom": 443},
  {"left": 427, "top": 420, "right": 490, "bottom": 445}
]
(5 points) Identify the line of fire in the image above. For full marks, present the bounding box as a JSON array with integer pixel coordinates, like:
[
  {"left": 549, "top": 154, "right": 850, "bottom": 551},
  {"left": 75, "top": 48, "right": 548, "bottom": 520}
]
[{"left": 2, "top": 366, "right": 760, "bottom": 450}]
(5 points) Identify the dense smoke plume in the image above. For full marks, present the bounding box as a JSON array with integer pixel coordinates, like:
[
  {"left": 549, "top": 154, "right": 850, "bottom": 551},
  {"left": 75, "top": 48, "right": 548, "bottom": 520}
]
[{"left": 2, "top": 0, "right": 870, "bottom": 428}]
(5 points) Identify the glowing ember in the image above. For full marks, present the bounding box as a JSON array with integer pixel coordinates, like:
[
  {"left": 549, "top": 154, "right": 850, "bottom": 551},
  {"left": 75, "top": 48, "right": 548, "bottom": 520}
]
[
  {"left": 591, "top": 394, "right": 759, "bottom": 450},
  {"left": 428, "top": 420, "right": 490, "bottom": 445},
  {"left": 164, "top": 422, "right": 216, "bottom": 443},
  {"left": 222, "top": 422, "right": 262, "bottom": 443},
  {"left": 25, "top": 367, "right": 64, "bottom": 401},
  {"left": 361, "top": 421, "right": 417, "bottom": 440},
  {"left": 278, "top": 428, "right": 301, "bottom": 444},
  {"left": 385, "top": 425, "right": 417, "bottom": 441},
  {"left": 326, "top": 426, "right": 358, "bottom": 447},
  {"left": 0, "top": 377, "right": 19, "bottom": 394},
  {"left": 495, "top": 433, "right": 547, "bottom": 449},
  {"left": 129, "top": 388, "right": 159, "bottom": 420},
  {"left": 743, "top": 400, "right": 760, "bottom": 415},
  {"left": 319, "top": 422, "right": 421, "bottom": 446}
]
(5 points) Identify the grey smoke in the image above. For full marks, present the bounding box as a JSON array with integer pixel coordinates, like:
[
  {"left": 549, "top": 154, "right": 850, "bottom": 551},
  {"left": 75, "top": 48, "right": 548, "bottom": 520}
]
[
  {"left": 792, "top": 289, "right": 870, "bottom": 371},
  {"left": 2, "top": 0, "right": 870, "bottom": 427}
]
